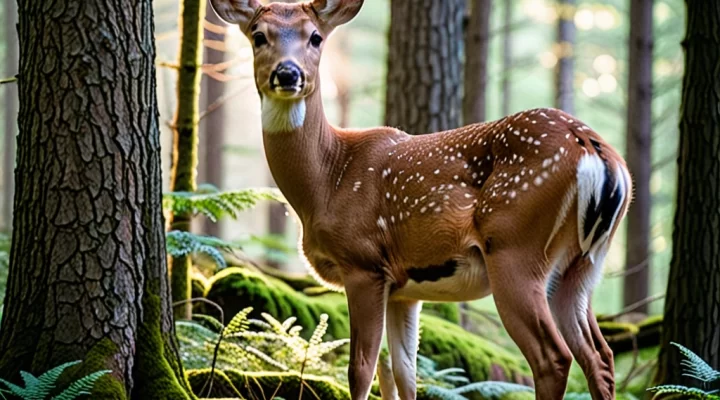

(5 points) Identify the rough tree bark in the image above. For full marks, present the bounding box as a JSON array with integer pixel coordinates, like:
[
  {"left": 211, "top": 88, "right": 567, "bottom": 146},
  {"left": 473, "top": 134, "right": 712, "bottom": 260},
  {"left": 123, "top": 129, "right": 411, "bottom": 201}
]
[
  {"left": 169, "top": 0, "right": 206, "bottom": 320},
  {"left": 2, "top": 0, "right": 18, "bottom": 232},
  {"left": 655, "top": 0, "right": 720, "bottom": 385},
  {"left": 501, "top": 0, "right": 512, "bottom": 116},
  {"left": 463, "top": 0, "right": 491, "bottom": 124},
  {"left": 624, "top": 0, "right": 653, "bottom": 314},
  {"left": 199, "top": 4, "right": 226, "bottom": 239},
  {"left": 385, "top": 0, "right": 465, "bottom": 134},
  {"left": 0, "top": 0, "right": 192, "bottom": 398},
  {"left": 554, "top": 0, "right": 575, "bottom": 113}
]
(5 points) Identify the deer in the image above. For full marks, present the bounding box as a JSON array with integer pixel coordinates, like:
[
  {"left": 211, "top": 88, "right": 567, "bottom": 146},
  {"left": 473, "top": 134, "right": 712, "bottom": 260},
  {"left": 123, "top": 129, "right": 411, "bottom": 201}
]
[{"left": 209, "top": 0, "right": 632, "bottom": 399}]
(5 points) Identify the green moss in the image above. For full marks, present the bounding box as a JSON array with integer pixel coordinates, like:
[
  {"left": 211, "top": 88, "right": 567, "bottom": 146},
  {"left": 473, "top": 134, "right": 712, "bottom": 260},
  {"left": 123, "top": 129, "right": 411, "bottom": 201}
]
[
  {"left": 417, "top": 314, "right": 532, "bottom": 386},
  {"left": 204, "top": 267, "right": 349, "bottom": 340},
  {"left": 423, "top": 302, "right": 461, "bottom": 324},
  {"left": 638, "top": 314, "right": 663, "bottom": 329},
  {"left": 59, "top": 338, "right": 126, "bottom": 399},
  {"left": 132, "top": 293, "right": 194, "bottom": 399}
]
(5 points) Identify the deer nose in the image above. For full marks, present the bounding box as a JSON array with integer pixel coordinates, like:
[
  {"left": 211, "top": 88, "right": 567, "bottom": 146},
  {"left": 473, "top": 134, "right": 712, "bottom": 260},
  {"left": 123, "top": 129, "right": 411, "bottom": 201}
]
[{"left": 273, "top": 61, "right": 303, "bottom": 88}]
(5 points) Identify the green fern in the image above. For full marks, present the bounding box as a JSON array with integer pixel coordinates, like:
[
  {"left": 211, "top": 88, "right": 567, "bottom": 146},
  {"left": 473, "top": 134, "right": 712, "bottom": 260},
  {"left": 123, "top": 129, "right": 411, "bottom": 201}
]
[
  {"left": 165, "top": 231, "right": 241, "bottom": 268},
  {"left": 647, "top": 342, "right": 720, "bottom": 399},
  {"left": 163, "top": 185, "right": 284, "bottom": 222},
  {"left": 421, "top": 381, "right": 533, "bottom": 400},
  {"left": 0, "top": 360, "right": 110, "bottom": 400}
]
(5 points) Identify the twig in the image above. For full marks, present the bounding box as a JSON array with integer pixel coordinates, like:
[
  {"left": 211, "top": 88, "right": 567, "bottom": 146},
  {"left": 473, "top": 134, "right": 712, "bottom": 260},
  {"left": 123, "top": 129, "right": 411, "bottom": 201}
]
[
  {"left": 597, "top": 293, "right": 665, "bottom": 322},
  {"left": 0, "top": 77, "right": 16, "bottom": 84},
  {"left": 157, "top": 61, "right": 179, "bottom": 69},
  {"left": 298, "top": 344, "right": 310, "bottom": 400},
  {"left": 605, "top": 258, "right": 649, "bottom": 279},
  {"left": 172, "top": 297, "right": 225, "bottom": 397},
  {"left": 198, "top": 86, "right": 252, "bottom": 121},
  {"left": 619, "top": 335, "right": 639, "bottom": 392},
  {"left": 459, "top": 305, "right": 502, "bottom": 328}
]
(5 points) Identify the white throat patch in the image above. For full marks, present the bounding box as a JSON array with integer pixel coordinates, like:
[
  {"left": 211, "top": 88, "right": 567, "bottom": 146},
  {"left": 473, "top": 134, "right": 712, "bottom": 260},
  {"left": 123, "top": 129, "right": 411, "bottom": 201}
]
[{"left": 261, "top": 97, "right": 307, "bottom": 133}]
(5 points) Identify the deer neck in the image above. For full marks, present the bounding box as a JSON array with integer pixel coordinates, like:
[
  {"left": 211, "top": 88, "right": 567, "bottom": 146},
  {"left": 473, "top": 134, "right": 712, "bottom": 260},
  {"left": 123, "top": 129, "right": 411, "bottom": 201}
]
[{"left": 261, "top": 88, "right": 344, "bottom": 220}]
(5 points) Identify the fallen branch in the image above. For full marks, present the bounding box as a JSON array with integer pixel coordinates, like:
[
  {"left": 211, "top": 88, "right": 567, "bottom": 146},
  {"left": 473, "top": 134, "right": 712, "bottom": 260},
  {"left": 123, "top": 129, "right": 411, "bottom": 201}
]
[{"left": 0, "top": 76, "right": 17, "bottom": 84}]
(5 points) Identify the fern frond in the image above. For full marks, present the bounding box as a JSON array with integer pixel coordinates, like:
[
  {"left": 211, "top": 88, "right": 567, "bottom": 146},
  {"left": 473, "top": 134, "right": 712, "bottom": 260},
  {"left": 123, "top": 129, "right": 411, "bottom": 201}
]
[
  {"left": 34, "top": 361, "right": 82, "bottom": 399},
  {"left": 309, "top": 314, "right": 328, "bottom": 346},
  {"left": 245, "top": 346, "right": 290, "bottom": 371},
  {"left": 563, "top": 394, "right": 592, "bottom": 400},
  {"left": 163, "top": 186, "right": 284, "bottom": 222},
  {"left": 648, "top": 385, "right": 720, "bottom": 399},
  {"left": 224, "top": 307, "right": 253, "bottom": 336},
  {"left": 166, "top": 231, "right": 240, "bottom": 268},
  {"left": 671, "top": 342, "right": 720, "bottom": 383},
  {"left": 51, "top": 369, "right": 110, "bottom": 400},
  {"left": 0, "top": 377, "right": 29, "bottom": 398},
  {"left": 421, "top": 385, "right": 466, "bottom": 400},
  {"left": 452, "top": 381, "right": 534, "bottom": 398},
  {"left": 19, "top": 372, "right": 40, "bottom": 398},
  {"left": 192, "top": 314, "right": 225, "bottom": 333}
]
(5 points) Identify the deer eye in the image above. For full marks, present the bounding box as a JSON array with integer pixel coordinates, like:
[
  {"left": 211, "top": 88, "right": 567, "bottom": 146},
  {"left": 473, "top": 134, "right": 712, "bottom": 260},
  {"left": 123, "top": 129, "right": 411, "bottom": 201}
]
[
  {"left": 253, "top": 32, "right": 268, "bottom": 47},
  {"left": 310, "top": 32, "right": 323, "bottom": 48}
]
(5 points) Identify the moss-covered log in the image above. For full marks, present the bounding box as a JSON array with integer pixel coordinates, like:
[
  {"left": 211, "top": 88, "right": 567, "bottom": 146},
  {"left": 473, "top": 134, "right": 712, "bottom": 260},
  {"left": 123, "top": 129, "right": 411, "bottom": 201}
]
[{"left": 169, "top": 0, "right": 207, "bottom": 320}]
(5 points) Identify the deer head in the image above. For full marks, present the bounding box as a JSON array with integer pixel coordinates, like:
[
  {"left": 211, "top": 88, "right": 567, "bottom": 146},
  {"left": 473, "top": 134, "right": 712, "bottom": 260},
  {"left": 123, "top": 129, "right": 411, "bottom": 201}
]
[{"left": 210, "top": 0, "right": 362, "bottom": 103}]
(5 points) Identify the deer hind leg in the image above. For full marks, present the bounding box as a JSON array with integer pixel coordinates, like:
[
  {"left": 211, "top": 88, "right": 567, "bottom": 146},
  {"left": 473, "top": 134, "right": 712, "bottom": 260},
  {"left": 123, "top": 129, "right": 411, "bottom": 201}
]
[
  {"left": 486, "top": 249, "right": 572, "bottom": 399},
  {"left": 343, "top": 269, "right": 389, "bottom": 400},
  {"left": 548, "top": 255, "right": 615, "bottom": 400},
  {"left": 386, "top": 299, "right": 421, "bottom": 400}
]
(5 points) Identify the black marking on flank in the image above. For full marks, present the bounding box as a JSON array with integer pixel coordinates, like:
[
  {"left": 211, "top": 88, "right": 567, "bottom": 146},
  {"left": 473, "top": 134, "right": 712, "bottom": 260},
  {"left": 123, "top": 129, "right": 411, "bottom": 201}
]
[
  {"left": 589, "top": 137, "right": 602, "bottom": 153},
  {"left": 485, "top": 237, "right": 493, "bottom": 254},
  {"left": 582, "top": 162, "right": 625, "bottom": 254},
  {"left": 407, "top": 260, "right": 458, "bottom": 283}
]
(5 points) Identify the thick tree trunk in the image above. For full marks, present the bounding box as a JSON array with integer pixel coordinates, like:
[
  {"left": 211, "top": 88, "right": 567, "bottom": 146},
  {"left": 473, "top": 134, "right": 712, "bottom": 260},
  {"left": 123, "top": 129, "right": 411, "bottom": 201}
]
[
  {"left": 501, "top": 0, "right": 512, "bottom": 116},
  {"left": 199, "top": 5, "right": 226, "bottom": 238},
  {"left": 463, "top": 0, "right": 491, "bottom": 124},
  {"left": 554, "top": 0, "right": 575, "bottom": 113},
  {"left": 2, "top": 0, "right": 18, "bottom": 232},
  {"left": 384, "top": 0, "right": 465, "bottom": 134},
  {"left": 623, "top": 0, "right": 653, "bottom": 314},
  {"left": 0, "top": 0, "right": 192, "bottom": 398},
  {"left": 655, "top": 0, "right": 720, "bottom": 385},
  {"left": 169, "top": 0, "right": 206, "bottom": 320}
]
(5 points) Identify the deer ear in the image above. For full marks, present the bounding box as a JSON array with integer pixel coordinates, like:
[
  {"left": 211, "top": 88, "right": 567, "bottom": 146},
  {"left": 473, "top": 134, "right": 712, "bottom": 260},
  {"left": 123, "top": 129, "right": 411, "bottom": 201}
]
[
  {"left": 311, "top": 0, "right": 363, "bottom": 29},
  {"left": 210, "top": 0, "right": 262, "bottom": 31}
]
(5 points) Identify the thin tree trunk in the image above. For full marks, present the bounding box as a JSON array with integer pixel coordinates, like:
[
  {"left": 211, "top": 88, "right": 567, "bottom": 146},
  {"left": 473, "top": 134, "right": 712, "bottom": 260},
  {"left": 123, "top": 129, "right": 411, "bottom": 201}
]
[
  {"left": 501, "top": 0, "right": 512, "bottom": 116},
  {"left": 385, "top": 0, "right": 465, "bottom": 134},
  {"left": 0, "top": 0, "right": 192, "bottom": 397},
  {"left": 2, "top": 0, "right": 18, "bottom": 232},
  {"left": 655, "top": 0, "right": 720, "bottom": 385},
  {"left": 199, "top": 4, "right": 226, "bottom": 238},
  {"left": 463, "top": 0, "right": 491, "bottom": 124},
  {"left": 169, "top": 0, "right": 206, "bottom": 320},
  {"left": 623, "top": 0, "right": 653, "bottom": 315},
  {"left": 554, "top": 0, "right": 575, "bottom": 113}
]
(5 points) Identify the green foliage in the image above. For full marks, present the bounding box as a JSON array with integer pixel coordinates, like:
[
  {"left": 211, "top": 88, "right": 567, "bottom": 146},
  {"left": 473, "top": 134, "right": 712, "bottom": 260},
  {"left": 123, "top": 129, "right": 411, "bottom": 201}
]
[
  {"left": 0, "top": 232, "right": 8, "bottom": 269},
  {"left": 163, "top": 185, "right": 284, "bottom": 223},
  {"left": 647, "top": 342, "right": 720, "bottom": 399},
  {"left": 166, "top": 231, "right": 242, "bottom": 269},
  {"left": 0, "top": 360, "right": 110, "bottom": 400}
]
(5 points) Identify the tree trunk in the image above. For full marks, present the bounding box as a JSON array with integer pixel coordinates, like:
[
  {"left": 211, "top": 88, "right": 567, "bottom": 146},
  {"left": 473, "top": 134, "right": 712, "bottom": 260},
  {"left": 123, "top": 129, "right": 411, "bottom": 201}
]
[
  {"left": 554, "top": 0, "right": 575, "bottom": 113},
  {"left": 501, "top": 0, "right": 512, "bottom": 116},
  {"left": 384, "top": 0, "right": 465, "bottom": 134},
  {"left": 463, "top": 0, "right": 491, "bottom": 124},
  {"left": 2, "top": 0, "right": 18, "bottom": 232},
  {"left": 623, "top": 0, "right": 653, "bottom": 315},
  {"left": 655, "top": 0, "right": 720, "bottom": 385},
  {"left": 169, "top": 0, "right": 206, "bottom": 320},
  {"left": 0, "top": 0, "right": 192, "bottom": 397},
  {"left": 199, "top": 5, "right": 226, "bottom": 238}
]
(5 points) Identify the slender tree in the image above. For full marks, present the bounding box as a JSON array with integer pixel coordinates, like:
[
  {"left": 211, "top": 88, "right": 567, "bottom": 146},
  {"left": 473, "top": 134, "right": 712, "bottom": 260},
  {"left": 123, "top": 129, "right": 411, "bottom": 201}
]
[
  {"left": 199, "top": 4, "right": 227, "bottom": 238},
  {"left": 2, "top": 0, "right": 18, "bottom": 231},
  {"left": 655, "top": 0, "right": 720, "bottom": 385},
  {"left": 169, "top": 0, "right": 206, "bottom": 320},
  {"left": 501, "top": 0, "right": 512, "bottom": 116},
  {"left": 554, "top": 0, "right": 575, "bottom": 113},
  {"left": 463, "top": 0, "right": 492, "bottom": 124},
  {"left": 624, "top": 0, "right": 653, "bottom": 314},
  {"left": 0, "top": 0, "right": 192, "bottom": 397},
  {"left": 385, "top": 0, "right": 465, "bottom": 134}
]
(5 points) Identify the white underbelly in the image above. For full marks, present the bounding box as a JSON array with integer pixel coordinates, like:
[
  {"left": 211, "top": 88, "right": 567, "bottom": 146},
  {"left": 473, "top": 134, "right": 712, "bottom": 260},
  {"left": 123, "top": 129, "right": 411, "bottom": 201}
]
[{"left": 390, "top": 257, "right": 492, "bottom": 302}]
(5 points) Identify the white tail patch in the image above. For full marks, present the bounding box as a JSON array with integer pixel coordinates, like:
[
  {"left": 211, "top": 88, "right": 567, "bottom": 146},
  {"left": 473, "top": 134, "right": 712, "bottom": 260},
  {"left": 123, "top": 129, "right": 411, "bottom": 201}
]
[
  {"left": 576, "top": 153, "right": 607, "bottom": 259},
  {"left": 262, "top": 97, "right": 306, "bottom": 133}
]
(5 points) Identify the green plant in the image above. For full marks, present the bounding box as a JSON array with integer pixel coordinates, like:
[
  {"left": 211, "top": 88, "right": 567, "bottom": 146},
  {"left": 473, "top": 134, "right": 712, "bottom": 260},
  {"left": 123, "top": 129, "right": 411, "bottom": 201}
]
[
  {"left": 647, "top": 342, "right": 720, "bottom": 399},
  {"left": 0, "top": 360, "right": 110, "bottom": 400},
  {"left": 166, "top": 230, "right": 243, "bottom": 269},
  {"left": 163, "top": 184, "right": 284, "bottom": 223}
]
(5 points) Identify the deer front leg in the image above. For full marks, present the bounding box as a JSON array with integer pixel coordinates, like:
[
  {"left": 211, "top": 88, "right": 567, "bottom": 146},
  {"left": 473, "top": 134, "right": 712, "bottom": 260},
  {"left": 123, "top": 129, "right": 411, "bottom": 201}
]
[
  {"left": 343, "top": 269, "right": 389, "bottom": 400},
  {"left": 386, "top": 299, "right": 421, "bottom": 400}
]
